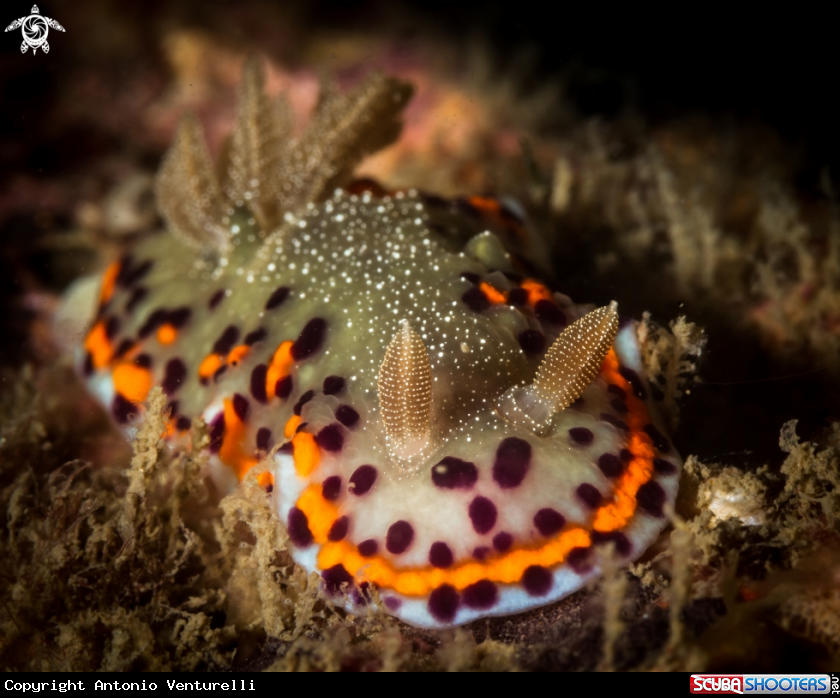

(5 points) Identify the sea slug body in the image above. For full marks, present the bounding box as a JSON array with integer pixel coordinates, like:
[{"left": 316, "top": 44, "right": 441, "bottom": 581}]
[{"left": 72, "top": 58, "right": 681, "bottom": 629}]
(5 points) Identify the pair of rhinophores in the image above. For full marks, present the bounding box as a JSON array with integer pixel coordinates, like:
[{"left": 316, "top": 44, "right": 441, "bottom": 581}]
[{"left": 72, "top": 57, "right": 681, "bottom": 629}]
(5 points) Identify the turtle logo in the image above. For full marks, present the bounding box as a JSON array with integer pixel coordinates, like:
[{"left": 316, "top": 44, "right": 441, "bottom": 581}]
[{"left": 5, "top": 5, "right": 64, "bottom": 55}]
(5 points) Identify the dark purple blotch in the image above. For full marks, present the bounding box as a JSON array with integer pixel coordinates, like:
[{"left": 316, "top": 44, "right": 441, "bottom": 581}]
[
  {"left": 256, "top": 427, "right": 273, "bottom": 452},
  {"left": 576, "top": 483, "right": 603, "bottom": 509},
  {"left": 567, "top": 547, "right": 594, "bottom": 574},
  {"left": 597, "top": 453, "right": 624, "bottom": 478},
  {"left": 287, "top": 507, "right": 313, "bottom": 547},
  {"left": 428, "top": 585, "right": 460, "bottom": 623},
  {"left": 276, "top": 375, "right": 293, "bottom": 399},
  {"left": 232, "top": 393, "right": 250, "bottom": 422},
  {"left": 358, "top": 539, "right": 378, "bottom": 557},
  {"left": 162, "top": 358, "right": 187, "bottom": 396},
  {"left": 265, "top": 286, "right": 290, "bottom": 311},
  {"left": 493, "top": 437, "right": 531, "bottom": 489},
  {"left": 533, "top": 508, "right": 566, "bottom": 536},
  {"left": 328, "top": 516, "right": 349, "bottom": 542},
  {"left": 591, "top": 530, "right": 632, "bottom": 557},
  {"left": 468, "top": 496, "right": 497, "bottom": 535},
  {"left": 315, "top": 423, "right": 344, "bottom": 452},
  {"left": 431, "top": 457, "right": 478, "bottom": 490},
  {"left": 244, "top": 327, "right": 267, "bottom": 345},
  {"left": 291, "top": 318, "right": 327, "bottom": 360},
  {"left": 321, "top": 476, "right": 342, "bottom": 501},
  {"left": 335, "top": 405, "right": 360, "bottom": 428},
  {"left": 636, "top": 481, "right": 666, "bottom": 517},
  {"left": 386, "top": 521, "right": 414, "bottom": 554},
  {"left": 492, "top": 532, "right": 513, "bottom": 552},
  {"left": 213, "top": 325, "right": 240, "bottom": 355},
  {"left": 349, "top": 465, "right": 377, "bottom": 496},
  {"left": 569, "top": 427, "right": 594, "bottom": 445},
  {"left": 462, "top": 580, "right": 498, "bottom": 610},
  {"left": 323, "top": 375, "right": 345, "bottom": 395},
  {"left": 293, "top": 389, "right": 314, "bottom": 416},
  {"left": 522, "top": 565, "right": 553, "bottom": 596},
  {"left": 461, "top": 287, "right": 490, "bottom": 313},
  {"left": 322, "top": 564, "right": 353, "bottom": 595},
  {"left": 208, "top": 412, "right": 225, "bottom": 453},
  {"left": 250, "top": 364, "right": 268, "bottom": 404},
  {"left": 208, "top": 289, "right": 226, "bottom": 309},
  {"left": 429, "top": 542, "right": 454, "bottom": 569}
]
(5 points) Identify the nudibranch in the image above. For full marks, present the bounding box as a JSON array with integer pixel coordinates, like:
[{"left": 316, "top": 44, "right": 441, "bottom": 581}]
[{"left": 74, "top": 58, "right": 681, "bottom": 629}]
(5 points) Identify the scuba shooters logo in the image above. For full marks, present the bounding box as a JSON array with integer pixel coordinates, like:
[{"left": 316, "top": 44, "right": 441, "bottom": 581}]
[{"left": 690, "top": 675, "right": 832, "bottom": 695}]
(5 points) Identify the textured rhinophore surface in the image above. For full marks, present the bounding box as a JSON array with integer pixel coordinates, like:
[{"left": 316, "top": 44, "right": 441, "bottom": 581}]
[{"left": 74, "top": 59, "right": 682, "bottom": 629}]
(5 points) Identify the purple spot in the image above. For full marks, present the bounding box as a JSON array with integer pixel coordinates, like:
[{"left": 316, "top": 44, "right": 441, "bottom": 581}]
[
  {"left": 134, "top": 353, "right": 152, "bottom": 369},
  {"left": 637, "top": 481, "right": 666, "bottom": 517},
  {"left": 535, "top": 300, "right": 566, "bottom": 327},
  {"left": 492, "top": 532, "right": 513, "bottom": 552},
  {"left": 291, "top": 318, "right": 327, "bottom": 360},
  {"left": 213, "top": 365, "right": 227, "bottom": 382},
  {"left": 213, "top": 325, "right": 240, "bottom": 355},
  {"left": 431, "top": 457, "right": 478, "bottom": 489},
  {"left": 620, "top": 448, "right": 634, "bottom": 462},
  {"left": 462, "top": 287, "right": 490, "bottom": 313},
  {"left": 256, "top": 427, "right": 272, "bottom": 451},
  {"left": 123, "top": 260, "right": 153, "bottom": 287},
  {"left": 114, "top": 337, "right": 135, "bottom": 359},
  {"left": 608, "top": 384, "right": 627, "bottom": 400},
  {"left": 383, "top": 596, "right": 401, "bottom": 611},
  {"left": 429, "top": 542, "right": 454, "bottom": 569},
  {"left": 349, "top": 465, "right": 377, "bottom": 496},
  {"left": 167, "top": 306, "right": 192, "bottom": 329},
  {"left": 328, "top": 516, "right": 349, "bottom": 542},
  {"left": 358, "top": 539, "right": 378, "bottom": 557},
  {"left": 321, "top": 476, "right": 342, "bottom": 501},
  {"left": 104, "top": 315, "right": 120, "bottom": 340},
  {"left": 316, "top": 423, "right": 344, "bottom": 452},
  {"left": 468, "top": 496, "right": 497, "bottom": 535},
  {"left": 508, "top": 287, "right": 528, "bottom": 306},
  {"left": 618, "top": 366, "right": 646, "bottom": 399},
  {"left": 276, "top": 375, "right": 293, "bottom": 399},
  {"left": 569, "top": 427, "right": 594, "bottom": 445},
  {"left": 522, "top": 565, "right": 553, "bottom": 596},
  {"left": 462, "top": 580, "right": 498, "bottom": 610},
  {"left": 125, "top": 286, "right": 148, "bottom": 313},
  {"left": 591, "top": 531, "right": 632, "bottom": 557},
  {"left": 598, "top": 453, "right": 624, "bottom": 478},
  {"left": 518, "top": 329, "right": 546, "bottom": 355},
  {"left": 386, "top": 521, "right": 414, "bottom": 554},
  {"left": 82, "top": 352, "right": 94, "bottom": 377},
  {"left": 323, "top": 375, "right": 345, "bottom": 395},
  {"left": 533, "top": 508, "right": 566, "bottom": 536},
  {"left": 473, "top": 546, "right": 491, "bottom": 561},
  {"left": 352, "top": 581, "right": 373, "bottom": 607},
  {"left": 428, "top": 585, "right": 460, "bottom": 623},
  {"left": 644, "top": 424, "right": 671, "bottom": 453},
  {"left": 208, "top": 413, "right": 225, "bottom": 453},
  {"left": 244, "top": 327, "right": 267, "bottom": 345},
  {"left": 653, "top": 458, "right": 677, "bottom": 475},
  {"left": 112, "top": 394, "right": 139, "bottom": 424},
  {"left": 175, "top": 415, "right": 191, "bottom": 432},
  {"left": 167, "top": 400, "right": 179, "bottom": 417},
  {"left": 138, "top": 308, "right": 167, "bottom": 339},
  {"left": 460, "top": 271, "right": 480, "bottom": 284},
  {"left": 250, "top": 364, "right": 268, "bottom": 403},
  {"left": 493, "top": 437, "right": 531, "bottom": 489},
  {"left": 265, "top": 286, "right": 290, "bottom": 311},
  {"left": 278, "top": 441, "right": 294, "bottom": 455},
  {"left": 567, "top": 547, "right": 594, "bottom": 574},
  {"left": 322, "top": 564, "right": 353, "bottom": 595},
  {"left": 335, "top": 405, "right": 360, "bottom": 428},
  {"left": 208, "top": 289, "right": 226, "bottom": 309},
  {"left": 162, "top": 358, "right": 187, "bottom": 396},
  {"left": 601, "top": 413, "right": 630, "bottom": 431},
  {"left": 577, "top": 483, "right": 603, "bottom": 509},
  {"left": 287, "top": 507, "right": 313, "bottom": 547},
  {"left": 610, "top": 398, "right": 628, "bottom": 415},
  {"left": 293, "top": 390, "right": 314, "bottom": 416},
  {"left": 232, "top": 393, "right": 250, "bottom": 422}
]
